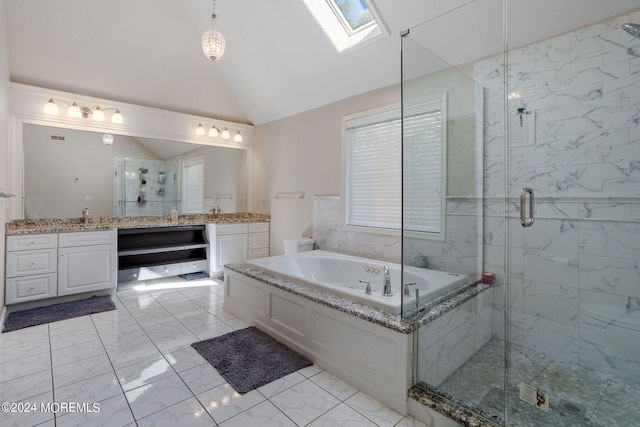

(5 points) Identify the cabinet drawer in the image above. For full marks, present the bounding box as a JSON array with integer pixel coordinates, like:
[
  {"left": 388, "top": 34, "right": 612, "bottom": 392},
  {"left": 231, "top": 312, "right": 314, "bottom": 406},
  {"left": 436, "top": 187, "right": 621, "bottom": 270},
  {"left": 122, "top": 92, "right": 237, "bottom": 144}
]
[
  {"left": 247, "top": 248, "right": 269, "bottom": 260},
  {"left": 216, "top": 223, "right": 248, "bottom": 236},
  {"left": 248, "top": 222, "right": 269, "bottom": 233},
  {"left": 6, "top": 273, "right": 57, "bottom": 305},
  {"left": 6, "top": 249, "right": 57, "bottom": 277},
  {"left": 248, "top": 232, "right": 269, "bottom": 249},
  {"left": 7, "top": 234, "right": 57, "bottom": 251},
  {"left": 59, "top": 230, "right": 116, "bottom": 247}
]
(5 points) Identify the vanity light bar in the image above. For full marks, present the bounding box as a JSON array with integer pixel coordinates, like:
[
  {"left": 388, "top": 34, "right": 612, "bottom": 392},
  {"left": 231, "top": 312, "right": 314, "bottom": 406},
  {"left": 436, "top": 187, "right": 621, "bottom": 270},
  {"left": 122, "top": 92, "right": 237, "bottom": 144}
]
[
  {"left": 44, "top": 98, "right": 124, "bottom": 124},
  {"left": 195, "top": 123, "right": 243, "bottom": 142}
]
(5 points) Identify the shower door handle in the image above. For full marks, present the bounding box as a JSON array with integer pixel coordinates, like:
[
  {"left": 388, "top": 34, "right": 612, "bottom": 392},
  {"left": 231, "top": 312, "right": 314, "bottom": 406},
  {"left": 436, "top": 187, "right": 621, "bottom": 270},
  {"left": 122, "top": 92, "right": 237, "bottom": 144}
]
[{"left": 520, "top": 188, "right": 534, "bottom": 227}]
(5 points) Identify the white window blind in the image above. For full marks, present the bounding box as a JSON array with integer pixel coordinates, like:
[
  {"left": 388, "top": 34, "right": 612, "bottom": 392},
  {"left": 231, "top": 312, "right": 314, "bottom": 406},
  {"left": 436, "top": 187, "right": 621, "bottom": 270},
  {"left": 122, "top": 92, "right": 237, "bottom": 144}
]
[
  {"left": 403, "top": 95, "right": 445, "bottom": 233},
  {"left": 344, "top": 94, "right": 445, "bottom": 234},
  {"left": 183, "top": 157, "right": 204, "bottom": 214}
]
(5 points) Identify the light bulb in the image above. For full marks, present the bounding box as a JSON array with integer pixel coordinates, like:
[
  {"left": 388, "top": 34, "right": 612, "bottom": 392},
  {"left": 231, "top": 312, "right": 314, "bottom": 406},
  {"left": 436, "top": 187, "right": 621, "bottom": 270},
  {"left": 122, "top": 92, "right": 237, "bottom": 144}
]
[
  {"left": 209, "top": 126, "right": 219, "bottom": 137},
  {"left": 221, "top": 128, "right": 230, "bottom": 139},
  {"left": 111, "top": 109, "right": 124, "bottom": 124},
  {"left": 67, "top": 102, "right": 82, "bottom": 118},
  {"left": 44, "top": 98, "right": 59, "bottom": 115},
  {"left": 233, "top": 131, "right": 242, "bottom": 142},
  {"left": 92, "top": 106, "right": 105, "bottom": 121},
  {"left": 102, "top": 134, "right": 114, "bottom": 145},
  {"left": 196, "top": 124, "right": 206, "bottom": 136}
]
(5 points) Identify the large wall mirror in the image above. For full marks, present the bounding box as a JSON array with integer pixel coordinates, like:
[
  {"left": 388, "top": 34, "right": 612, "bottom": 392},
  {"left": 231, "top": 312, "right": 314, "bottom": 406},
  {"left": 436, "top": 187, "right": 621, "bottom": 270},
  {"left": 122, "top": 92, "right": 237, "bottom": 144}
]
[{"left": 22, "top": 124, "right": 247, "bottom": 219}]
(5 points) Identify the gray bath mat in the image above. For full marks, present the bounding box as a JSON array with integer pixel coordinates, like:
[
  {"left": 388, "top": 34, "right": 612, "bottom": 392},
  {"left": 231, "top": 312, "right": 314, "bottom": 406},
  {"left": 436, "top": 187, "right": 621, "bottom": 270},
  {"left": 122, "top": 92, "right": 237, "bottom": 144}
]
[
  {"left": 3, "top": 295, "right": 116, "bottom": 333},
  {"left": 178, "top": 272, "right": 209, "bottom": 281},
  {"left": 191, "top": 326, "right": 312, "bottom": 394}
]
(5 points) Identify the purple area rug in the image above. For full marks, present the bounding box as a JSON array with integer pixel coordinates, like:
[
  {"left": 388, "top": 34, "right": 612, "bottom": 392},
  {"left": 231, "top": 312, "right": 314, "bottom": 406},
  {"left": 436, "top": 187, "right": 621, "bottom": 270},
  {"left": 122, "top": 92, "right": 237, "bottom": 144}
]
[
  {"left": 2, "top": 295, "right": 116, "bottom": 333},
  {"left": 192, "top": 326, "right": 312, "bottom": 394}
]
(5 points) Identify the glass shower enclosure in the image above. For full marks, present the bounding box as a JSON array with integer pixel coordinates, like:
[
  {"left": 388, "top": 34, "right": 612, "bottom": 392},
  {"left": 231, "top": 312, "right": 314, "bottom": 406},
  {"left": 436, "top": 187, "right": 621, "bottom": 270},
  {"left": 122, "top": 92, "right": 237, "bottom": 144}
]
[{"left": 402, "top": 1, "right": 640, "bottom": 426}]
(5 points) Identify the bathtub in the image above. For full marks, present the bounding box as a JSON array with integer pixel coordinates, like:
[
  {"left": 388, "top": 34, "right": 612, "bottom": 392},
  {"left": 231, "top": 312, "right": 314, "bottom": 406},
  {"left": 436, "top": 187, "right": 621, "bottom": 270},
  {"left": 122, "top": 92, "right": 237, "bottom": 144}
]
[{"left": 247, "top": 250, "right": 469, "bottom": 314}]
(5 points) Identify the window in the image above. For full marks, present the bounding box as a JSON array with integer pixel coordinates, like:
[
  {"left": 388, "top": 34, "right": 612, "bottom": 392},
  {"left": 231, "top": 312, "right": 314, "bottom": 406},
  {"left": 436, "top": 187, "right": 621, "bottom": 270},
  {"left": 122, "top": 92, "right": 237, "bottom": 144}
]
[
  {"left": 301, "top": 0, "right": 386, "bottom": 52},
  {"left": 182, "top": 157, "right": 204, "bottom": 214},
  {"left": 343, "top": 94, "right": 446, "bottom": 237}
]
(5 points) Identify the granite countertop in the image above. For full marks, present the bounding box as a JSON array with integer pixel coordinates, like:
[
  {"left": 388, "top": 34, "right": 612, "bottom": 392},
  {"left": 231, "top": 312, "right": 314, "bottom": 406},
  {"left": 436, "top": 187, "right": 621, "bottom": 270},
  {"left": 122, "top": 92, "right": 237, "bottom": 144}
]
[{"left": 5, "top": 213, "right": 271, "bottom": 235}]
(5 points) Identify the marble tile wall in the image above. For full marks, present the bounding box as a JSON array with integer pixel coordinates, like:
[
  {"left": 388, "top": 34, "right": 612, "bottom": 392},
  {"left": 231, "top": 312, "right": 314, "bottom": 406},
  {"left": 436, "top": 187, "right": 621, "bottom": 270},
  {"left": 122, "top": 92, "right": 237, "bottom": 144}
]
[
  {"left": 477, "top": 10, "right": 640, "bottom": 380},
  {"left": 114, "top": 159, "right": 179, "bottom": 216},
  {"left": 312, "top": 195, "right": 482, "bottom": 279}
]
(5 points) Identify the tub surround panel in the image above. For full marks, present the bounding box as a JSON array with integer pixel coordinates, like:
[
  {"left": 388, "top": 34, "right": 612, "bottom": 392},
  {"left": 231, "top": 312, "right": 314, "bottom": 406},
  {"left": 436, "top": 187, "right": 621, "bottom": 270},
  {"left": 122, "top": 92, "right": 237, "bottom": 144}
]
[
  {"left": 6, "top": 213, "right": 270, "bottom": 235},
  {"left": 223, "top": 267, "right": 413, "bottom": 415}
]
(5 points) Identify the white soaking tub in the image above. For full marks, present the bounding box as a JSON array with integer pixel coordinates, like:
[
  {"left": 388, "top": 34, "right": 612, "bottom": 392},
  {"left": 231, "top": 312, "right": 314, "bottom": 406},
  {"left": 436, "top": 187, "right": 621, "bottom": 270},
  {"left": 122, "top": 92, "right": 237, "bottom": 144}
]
[{"left": 247, "top": 250, "right": 469, "bottom": 314}]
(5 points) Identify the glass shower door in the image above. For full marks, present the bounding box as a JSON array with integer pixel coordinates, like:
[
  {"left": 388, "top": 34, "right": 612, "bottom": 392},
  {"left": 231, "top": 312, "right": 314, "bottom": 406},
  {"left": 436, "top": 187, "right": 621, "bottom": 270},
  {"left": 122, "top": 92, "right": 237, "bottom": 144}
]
[{"left": 503, "top": 6, "right": 640, "bottom": 426}]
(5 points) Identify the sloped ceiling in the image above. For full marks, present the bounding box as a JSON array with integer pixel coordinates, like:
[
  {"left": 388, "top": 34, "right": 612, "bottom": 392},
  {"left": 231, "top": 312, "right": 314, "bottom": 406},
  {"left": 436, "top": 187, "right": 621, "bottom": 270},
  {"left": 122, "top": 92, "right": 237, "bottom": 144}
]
[{"left": 6, "top": 0, "right": 640, "bottom": 125}]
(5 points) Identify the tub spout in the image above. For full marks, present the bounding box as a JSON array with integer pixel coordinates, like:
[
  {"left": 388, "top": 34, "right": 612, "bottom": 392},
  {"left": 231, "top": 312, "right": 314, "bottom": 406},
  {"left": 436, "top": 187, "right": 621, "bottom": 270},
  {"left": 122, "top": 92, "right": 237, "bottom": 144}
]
[
  {"left": 359, "top": 280, "right": 371, "bottom": 295},
  {"left": 382, "top": 265, "right": 393, "bottom": 297}
]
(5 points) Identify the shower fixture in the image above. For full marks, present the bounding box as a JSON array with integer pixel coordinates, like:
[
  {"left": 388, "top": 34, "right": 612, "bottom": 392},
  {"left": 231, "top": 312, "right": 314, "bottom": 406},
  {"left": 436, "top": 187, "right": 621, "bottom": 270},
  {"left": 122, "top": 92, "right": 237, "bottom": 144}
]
[
  {"left": 138, "top": 168, "right": 148, "bottom": 175},
  {"left": 622, "top": 23, "right": 640, "bottom": 39}
]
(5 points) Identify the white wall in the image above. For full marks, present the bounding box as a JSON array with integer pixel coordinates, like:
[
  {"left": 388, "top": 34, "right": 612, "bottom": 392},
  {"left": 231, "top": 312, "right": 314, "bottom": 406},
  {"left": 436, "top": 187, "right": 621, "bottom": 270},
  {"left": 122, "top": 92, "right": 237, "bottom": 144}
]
[
  {"left": 0, "top": 0, "right": 10, "bottom": 311},
  {"left": 253, "top": 84, "right": 400, "bottom": 255}
]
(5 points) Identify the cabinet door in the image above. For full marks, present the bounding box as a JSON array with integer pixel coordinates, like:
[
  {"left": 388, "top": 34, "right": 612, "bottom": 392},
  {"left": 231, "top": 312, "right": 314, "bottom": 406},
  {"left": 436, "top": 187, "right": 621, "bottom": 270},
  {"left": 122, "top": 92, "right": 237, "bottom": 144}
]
[
  {"left": 58, "top": 244, "right": 116, "bottom": 296},
  {"left": 215, "top": 234, "right": 248, "bottom": 272}
]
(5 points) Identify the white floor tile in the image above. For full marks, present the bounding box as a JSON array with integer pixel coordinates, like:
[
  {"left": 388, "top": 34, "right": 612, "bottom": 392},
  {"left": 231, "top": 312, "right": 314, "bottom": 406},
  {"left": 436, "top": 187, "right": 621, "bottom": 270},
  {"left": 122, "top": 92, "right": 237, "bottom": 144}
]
[
  {"left": 308, "top": 402, "right": 378, "bottom": 427},
  {"left": 0, "top": 351, "right": 51, "bottom": 383},
  {"left": 53, "top": 353, "right": 113, "bottom": 389},
  {"left": 163, "top": 347, "right": 207, "bottom": 373},
  {"left": 54, "top": 371, "right": 122, "bottom": 412},
  {"left": 125, "top": 373, "right": 193, "bottom": 420},
  {"left": 51, "top": 339, "right": 106, "bottom": 367},
  {"left": 270, "top": 379, "right": 341, "bottom": 426},
  {"left": 0, "top": 390, "right": 54, "bottom": 427},
  {"left": 310, "top": 370, "right": 359, "bottom": 401},
  {"left": 56, "top": 392, "right": 134, "bottom": 427},
  {"left": 115, "top": 356, "right": 175, "bottom": 392},
  {"left": 189, "top": 322, "right": 234, "bottom": 341},
  {"left": 220, "top": 400, "right": 297, "bottom": 427},
  {"left": 0, "top": 324, "right": 49, "bottom": 348},
  {"left": 152, "top": 331, "right": 199, "bottom": 354},
  {"left": 197, "top": 383, "right": 266, "bottom": 424},
  {"left": 345, "top": 392, "right": 403, "bottom": 427},
  {"left": 136, "top": 396, "right": 214, "bottom": 427},
  {"left": 178, "top": 362, "right": 226, "bottom": 395},
  {"left": 257, "top": 371, "right": 306, "bottom": 399},
  {"left": 0, "top": 369, "right": 52, "bottom": 402},
  {"left": 107, "top": 340, "right": 163, "bottom": 369}
]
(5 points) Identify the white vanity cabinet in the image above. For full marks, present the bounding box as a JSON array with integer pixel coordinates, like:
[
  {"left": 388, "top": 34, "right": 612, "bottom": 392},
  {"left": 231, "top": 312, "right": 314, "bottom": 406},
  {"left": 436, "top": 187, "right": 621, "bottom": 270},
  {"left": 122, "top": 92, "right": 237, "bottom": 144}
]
[
  {"left": 247, "top": 222, "right": 270, "bottom": 259},
  {"left": 5, "top": 234, "right": 58, "bottom": 304},
  {"left": 5, "top": 230, "right": 117, "bottom": 304},
  {"left": 207, "top": 221, "right": 270, "bottom": 276},
  {"left": 58, "top": 230, "right": 117, "bottom": 296}
]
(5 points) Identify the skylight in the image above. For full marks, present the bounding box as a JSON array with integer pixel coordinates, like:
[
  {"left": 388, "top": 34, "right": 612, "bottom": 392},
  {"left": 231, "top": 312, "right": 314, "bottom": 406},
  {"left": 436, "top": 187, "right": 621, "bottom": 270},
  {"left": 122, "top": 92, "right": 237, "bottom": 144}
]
[{"left": 302, "top": 0, "right": 386, "bottom": 52}]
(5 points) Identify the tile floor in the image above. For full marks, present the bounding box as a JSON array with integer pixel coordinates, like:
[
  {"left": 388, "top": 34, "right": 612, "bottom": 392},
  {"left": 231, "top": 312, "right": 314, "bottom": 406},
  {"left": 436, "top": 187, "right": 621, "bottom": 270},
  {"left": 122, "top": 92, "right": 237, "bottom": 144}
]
[{"left": 0, "top": 277, "right": 429, "bottom": 427}]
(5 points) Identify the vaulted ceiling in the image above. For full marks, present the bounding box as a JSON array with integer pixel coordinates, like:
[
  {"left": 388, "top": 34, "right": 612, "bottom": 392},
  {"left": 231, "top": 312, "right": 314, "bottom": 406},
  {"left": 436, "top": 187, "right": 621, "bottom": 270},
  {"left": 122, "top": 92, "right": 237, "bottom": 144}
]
[{"left": 6, "top": 0, "right": 640, "bottom": 125}]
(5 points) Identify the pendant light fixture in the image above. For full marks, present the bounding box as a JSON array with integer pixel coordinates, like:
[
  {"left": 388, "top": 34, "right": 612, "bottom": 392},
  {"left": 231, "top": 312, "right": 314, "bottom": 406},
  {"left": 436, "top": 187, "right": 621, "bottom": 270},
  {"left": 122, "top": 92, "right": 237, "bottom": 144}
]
[{"left": 202, "top": 0, "right": 225, "bottom": 61}]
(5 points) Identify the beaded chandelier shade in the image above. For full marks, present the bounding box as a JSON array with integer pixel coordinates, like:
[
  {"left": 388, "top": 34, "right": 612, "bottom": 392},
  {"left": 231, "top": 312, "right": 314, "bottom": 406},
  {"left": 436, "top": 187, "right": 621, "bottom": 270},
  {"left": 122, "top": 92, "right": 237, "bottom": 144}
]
[{"left": 202, "top": 0, "right": 225, "bottom": 61}]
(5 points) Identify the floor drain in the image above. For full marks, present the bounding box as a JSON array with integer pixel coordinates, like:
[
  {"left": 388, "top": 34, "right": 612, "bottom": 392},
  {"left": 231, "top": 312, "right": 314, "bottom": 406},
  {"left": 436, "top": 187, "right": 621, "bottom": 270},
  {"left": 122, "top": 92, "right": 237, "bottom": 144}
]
[{"left": 558, "top": 399, "right": 586, "bottom": 417}]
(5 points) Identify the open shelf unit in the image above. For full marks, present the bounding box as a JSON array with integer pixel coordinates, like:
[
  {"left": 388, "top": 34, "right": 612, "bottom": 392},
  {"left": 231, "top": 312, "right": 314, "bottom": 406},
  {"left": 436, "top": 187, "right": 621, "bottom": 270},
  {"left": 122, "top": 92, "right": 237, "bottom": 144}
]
[{"left": 117, "top": 225, "right": 209, "bottom": 282}]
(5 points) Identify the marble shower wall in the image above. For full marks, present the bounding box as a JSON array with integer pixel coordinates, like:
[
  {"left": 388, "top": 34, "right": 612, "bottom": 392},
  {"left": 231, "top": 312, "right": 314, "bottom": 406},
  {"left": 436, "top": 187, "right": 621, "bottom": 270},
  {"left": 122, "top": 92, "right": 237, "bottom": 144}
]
[{"left": 477, "top": 10, "right": 640, "bottom": 380}]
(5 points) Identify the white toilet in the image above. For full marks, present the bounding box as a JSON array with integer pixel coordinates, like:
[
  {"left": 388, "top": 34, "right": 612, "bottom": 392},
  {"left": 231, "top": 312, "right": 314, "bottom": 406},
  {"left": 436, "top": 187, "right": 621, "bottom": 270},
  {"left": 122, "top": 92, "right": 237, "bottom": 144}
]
[{"left": 283, "top": 237, "right": 315, "bottom": 254}]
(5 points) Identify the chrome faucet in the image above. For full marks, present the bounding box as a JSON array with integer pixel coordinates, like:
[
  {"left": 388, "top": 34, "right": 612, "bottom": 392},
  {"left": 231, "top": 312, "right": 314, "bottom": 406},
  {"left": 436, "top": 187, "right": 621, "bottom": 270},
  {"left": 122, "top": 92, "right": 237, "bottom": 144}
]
[
  {"left": 382, "top": 265, "right": 393, "bottom": 297},
  {"left": 359, "top": 280, "right": 371, "bottom": 295},
  {"left": 404, "top": 282, "right": 417, "bottom": 296},
  {"left": 82, "top": 206, "right": 90, "bottom": 225}
]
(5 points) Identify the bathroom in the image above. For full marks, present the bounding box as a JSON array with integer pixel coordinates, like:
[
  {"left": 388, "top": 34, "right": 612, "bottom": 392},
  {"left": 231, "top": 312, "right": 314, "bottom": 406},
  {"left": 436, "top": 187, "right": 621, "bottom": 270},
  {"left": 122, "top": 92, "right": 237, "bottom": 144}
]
[{"left": 1, "top": 0, "right": 640, "bottom": 426}]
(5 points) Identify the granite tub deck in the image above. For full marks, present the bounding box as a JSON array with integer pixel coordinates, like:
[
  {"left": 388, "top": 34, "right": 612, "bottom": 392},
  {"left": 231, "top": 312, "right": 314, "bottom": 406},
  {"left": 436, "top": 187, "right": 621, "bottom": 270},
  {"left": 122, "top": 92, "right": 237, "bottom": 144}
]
[
  {"left": 5, "top": 213, "right": 271, "bottom": 234},
  {"left": 224, "top": 261, "right": 493, "bottom": 424}
]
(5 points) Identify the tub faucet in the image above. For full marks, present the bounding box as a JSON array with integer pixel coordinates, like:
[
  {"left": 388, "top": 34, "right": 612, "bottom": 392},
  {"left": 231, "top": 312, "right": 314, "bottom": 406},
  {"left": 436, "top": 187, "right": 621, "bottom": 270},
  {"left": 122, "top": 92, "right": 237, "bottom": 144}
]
[
  {"left": 82, "top": 206, "right": 90, "bottom": 225},
  {"left": 382, "top": 265, "right": 393, "bottom": 297},
  {"left": 359, "top": 280, "right": 371, "bottom": 295},
  {"left": 404, "top": 282, "right": 417, "bottom": 296}
]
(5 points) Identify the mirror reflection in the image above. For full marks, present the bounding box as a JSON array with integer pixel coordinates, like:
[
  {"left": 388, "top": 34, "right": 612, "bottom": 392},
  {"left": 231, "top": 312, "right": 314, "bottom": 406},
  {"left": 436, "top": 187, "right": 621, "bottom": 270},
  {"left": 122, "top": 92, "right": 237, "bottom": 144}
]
[{"left": 23, "top": 124, "right": 247, "bottom": 219}]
